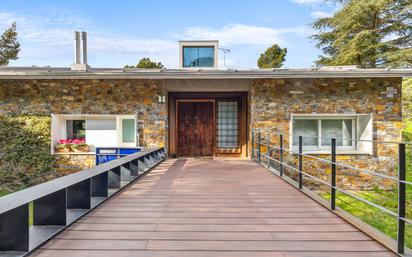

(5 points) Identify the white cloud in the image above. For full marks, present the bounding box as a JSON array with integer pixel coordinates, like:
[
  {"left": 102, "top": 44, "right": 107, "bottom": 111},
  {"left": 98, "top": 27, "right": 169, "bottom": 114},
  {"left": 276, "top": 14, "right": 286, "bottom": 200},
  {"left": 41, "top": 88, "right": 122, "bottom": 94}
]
[
  {"left": 179, "top": 24, "right": 307, "bottom": 47},
  {"left": 310, "top": 11, "right": 333, "bottom": 18},
  {"left": 290, "top": 0, "right": 324, "bottom": 5}
]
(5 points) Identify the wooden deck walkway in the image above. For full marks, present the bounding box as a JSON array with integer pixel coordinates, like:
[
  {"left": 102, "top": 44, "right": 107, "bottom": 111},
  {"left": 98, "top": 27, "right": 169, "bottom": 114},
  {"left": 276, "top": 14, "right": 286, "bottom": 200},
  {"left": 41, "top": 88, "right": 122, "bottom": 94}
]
[{"left": 31, "top": 158, "right": 396, "bottom": 257}]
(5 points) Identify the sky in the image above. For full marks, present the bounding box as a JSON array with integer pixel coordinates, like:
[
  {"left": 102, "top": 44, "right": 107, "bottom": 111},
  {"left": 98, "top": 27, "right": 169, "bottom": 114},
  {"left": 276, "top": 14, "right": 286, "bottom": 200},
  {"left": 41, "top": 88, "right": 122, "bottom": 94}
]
[{"left": 0, "top": 0, "right": 338, "bottom": 69}]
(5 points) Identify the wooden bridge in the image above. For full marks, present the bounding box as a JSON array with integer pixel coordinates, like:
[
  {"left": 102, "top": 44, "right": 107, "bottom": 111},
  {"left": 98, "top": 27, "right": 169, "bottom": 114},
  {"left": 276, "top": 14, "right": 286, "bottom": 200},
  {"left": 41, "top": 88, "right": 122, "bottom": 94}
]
[{"left": 31, "top": 158, "right": 395, "bottom": 257}]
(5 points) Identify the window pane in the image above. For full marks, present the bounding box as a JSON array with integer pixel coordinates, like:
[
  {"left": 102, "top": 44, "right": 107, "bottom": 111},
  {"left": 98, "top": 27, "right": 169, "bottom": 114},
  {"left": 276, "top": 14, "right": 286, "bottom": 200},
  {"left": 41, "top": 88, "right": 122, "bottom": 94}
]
[
  {"left": 66, "top": 120, "right": 85, "bottom": 139},
  {"left": 122, "top": 119, "right": 135, "bottom": 143},
  {"left": 216, "top": 101, "right": 239, "bottom": 150},
  {"left": 321, "top": 119, "right": 353, "bottom": 146},
  {"left": 293, "top": 120, "right": 317, "bottom": 146},
  {"left": 183, "top": 47, "right": 214, "bottom": 67}
]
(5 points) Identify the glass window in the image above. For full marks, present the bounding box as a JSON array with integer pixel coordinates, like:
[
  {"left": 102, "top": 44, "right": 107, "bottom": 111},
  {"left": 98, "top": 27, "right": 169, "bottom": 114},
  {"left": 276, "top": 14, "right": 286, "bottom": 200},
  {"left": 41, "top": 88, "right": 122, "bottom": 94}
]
[
  {"left": 217, "top": 101, "right": 239, "bottom": 151},
  {"left": 183, "top": 46, "right": 214, "bottom": 67},
  {"left": 292, "top": 117, "right": 355, "bottom": 150},
  {"left": 122, "top": 119, "right": 135, "bottom": 143},
  {"left": 321, "top": 119, "right": 353, "bottom": 146},
  {"left": 66, "top": 120, "right": 85, "bottom": 139},
  {"left": 292, "top": 120, "right": 318, "bottom": 146}
]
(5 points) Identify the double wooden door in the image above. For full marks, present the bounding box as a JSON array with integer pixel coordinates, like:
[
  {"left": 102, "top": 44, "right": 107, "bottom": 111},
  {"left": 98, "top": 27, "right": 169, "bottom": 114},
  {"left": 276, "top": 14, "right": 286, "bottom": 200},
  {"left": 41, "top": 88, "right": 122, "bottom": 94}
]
[{"left": 177, "top": 100, "right": 214, "bottom": 156}]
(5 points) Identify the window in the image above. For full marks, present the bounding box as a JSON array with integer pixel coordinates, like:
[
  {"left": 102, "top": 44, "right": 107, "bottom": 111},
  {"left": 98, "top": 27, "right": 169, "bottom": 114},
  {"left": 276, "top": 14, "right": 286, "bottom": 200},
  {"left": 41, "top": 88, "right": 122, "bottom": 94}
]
[
  {"left": 66, "top": 120, "right": 85, "bottom": 139},
  {"left": 290, "top": 114, "right": 373, "bottom": 154},
  {"left": 121, "top": 118, "right": 136, "bottom": 143},
  {"left": 216, "top": 101, "right": 240, "bottom": 152},
  {"left": 183, "top": 46, "right": 214, "bottom": 68},
  {"left": 51, "top": 114, "right": 138, "bottom": 153}
]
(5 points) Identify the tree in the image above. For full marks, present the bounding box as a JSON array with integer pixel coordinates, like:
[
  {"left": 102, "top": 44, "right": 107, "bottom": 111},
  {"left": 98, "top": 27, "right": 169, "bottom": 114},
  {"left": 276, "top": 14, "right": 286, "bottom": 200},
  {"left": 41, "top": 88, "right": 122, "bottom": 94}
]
[
  {"left": 310, "top": 0, "right": 412, "bottom": 68},
  {"left": 257, "top": 44, "right": 287, "bottom": 68},
  {"left": 0, "top": 22, "right": 20, "bottom": 66},
  {"left": 125, "top": 57, "right": 164, "bottom": 69}
]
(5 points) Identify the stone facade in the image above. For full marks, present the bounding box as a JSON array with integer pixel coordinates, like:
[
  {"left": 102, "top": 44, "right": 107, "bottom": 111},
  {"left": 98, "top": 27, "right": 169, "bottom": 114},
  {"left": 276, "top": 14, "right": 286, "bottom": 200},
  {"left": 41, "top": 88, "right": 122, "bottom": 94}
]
[
  {"left": 250, "top": 78, "right": 403, "bottom": 190},
  {"left": 0, "top": 77, "right": 404, "bottom": 190},
  {"left": 0, "top": 79, "right": 166, "bottom": 148},
  {"left": 53, "top": 153, "right": 95, "bottom": 175}
]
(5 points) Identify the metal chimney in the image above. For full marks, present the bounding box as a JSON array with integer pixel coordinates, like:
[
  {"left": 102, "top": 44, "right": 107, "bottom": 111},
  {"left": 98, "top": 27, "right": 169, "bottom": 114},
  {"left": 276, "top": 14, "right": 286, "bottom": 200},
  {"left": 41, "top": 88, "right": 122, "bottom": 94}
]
[
  {"left": 71, "top": 31, "right": 91, "bottom": 71},
  {"left": 74, "top": 31, "right": 80, "bottom": 64},
  {"left": 81, "top": 31, "right": 87, "bottom": 65}
]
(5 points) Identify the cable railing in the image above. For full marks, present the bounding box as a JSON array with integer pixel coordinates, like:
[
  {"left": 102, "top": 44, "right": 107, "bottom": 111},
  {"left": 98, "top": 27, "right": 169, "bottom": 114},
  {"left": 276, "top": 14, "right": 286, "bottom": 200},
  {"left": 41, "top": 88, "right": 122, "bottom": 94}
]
[
  {"left": 251, "top": 130, "right": 409, "bottom": 254},
  {"left": 0, "top": 147, "right": 165, "bottom": 257}
]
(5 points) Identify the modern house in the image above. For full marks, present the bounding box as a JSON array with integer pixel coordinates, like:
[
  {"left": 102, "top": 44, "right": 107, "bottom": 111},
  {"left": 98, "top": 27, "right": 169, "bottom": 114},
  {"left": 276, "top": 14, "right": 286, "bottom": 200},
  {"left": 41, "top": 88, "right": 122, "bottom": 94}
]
[{"left": 0, "top": 32, "right": 411, "bottom": 181}]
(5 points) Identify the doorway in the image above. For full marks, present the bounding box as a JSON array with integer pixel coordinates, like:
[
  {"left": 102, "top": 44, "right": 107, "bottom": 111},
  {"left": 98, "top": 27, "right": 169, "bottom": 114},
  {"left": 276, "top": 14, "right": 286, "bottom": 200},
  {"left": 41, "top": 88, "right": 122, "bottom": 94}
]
[
  {"left": 169, "top": 92, "right": 248, "bottom": 158},
  {"left": 177, "top": 100, "right": 214, "bottom": 156}
]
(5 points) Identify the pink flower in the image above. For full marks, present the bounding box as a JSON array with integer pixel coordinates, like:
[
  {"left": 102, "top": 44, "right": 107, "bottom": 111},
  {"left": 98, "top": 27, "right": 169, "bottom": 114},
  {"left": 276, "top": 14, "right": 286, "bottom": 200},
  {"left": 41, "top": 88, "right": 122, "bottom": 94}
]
[{"left": 58, "top": 139, "right": 72, "bottom": 144}]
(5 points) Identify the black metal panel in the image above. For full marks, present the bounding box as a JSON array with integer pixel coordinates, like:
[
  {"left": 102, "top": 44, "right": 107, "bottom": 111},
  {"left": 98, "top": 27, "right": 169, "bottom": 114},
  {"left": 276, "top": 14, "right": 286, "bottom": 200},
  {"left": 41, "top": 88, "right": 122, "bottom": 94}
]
[
  {"left": 108, "top": 166, "right": 121, "bottom": 188},
  {"left": 138, "top": 157, "right": 146, "bottom": 173},
  {"left": 91, "top": 171, "right": 108, "bottom": 197},
  {"left": 121, "top": 163, "right": 132, "bottom": 182},
  {"left": 0, "top": 204, "right": 29, "bottom": 251},
  {"left": 67, "top": 179, "right": 91, "bottom": 209},
  {"left": 0, "top": 147, "right": 163, "bottom": 215},
  {"left": 130, "top": 159, "right": 139, "bottom": 176},
  {"left": 33, "top": 189, "right": 66, "bottom": 226},
  {"left": 144, "top": 155, "right": 151, "bottom": 168}
]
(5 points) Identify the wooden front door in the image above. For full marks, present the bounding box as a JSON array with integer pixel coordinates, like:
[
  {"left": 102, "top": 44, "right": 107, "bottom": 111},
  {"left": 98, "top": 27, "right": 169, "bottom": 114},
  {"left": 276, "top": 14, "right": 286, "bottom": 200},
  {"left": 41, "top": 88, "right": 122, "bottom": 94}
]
[{"left": 177, "top": 100, "right": 214, "bottom": 156}]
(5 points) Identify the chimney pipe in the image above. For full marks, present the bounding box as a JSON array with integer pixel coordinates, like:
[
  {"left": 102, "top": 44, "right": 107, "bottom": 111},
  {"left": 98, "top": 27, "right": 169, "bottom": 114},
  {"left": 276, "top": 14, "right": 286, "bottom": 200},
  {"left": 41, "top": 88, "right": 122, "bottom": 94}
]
[
  {"left": 81, "top": 31, "right": 87, "bottom": 65},
  {"left": 74, "top": 31, "right": 80, "bottom": 64}
]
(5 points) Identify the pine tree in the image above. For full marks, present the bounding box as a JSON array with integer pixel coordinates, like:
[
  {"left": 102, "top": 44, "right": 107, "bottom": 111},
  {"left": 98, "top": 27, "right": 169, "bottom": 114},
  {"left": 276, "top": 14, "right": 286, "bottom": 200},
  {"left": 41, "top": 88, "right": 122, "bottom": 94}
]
[
  {"left": 257, "top": 44, "right": 287, "bottom": 68},
  {"left": 311, "top": 0, "right": 412, "bottom": 68},
  {"left": 0, "top": 22, "right": 20, "bottom": 66},
  {"left": 125, "top": 57, "right": 164, "bottom": 69}
]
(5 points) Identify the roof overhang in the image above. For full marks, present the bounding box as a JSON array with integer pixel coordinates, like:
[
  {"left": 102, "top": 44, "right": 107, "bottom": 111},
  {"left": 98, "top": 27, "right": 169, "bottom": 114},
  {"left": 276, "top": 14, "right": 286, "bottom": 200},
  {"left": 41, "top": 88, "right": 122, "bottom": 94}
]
[{"left": 0, "top": 67, "right": 411, "bottom": 80}]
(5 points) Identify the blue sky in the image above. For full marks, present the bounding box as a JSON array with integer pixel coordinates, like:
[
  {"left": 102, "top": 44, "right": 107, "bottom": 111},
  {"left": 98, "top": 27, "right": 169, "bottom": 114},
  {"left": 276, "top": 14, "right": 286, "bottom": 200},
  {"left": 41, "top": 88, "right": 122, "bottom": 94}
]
[{"left": 0, "top": 0, "right": 337, "bottom": 69}]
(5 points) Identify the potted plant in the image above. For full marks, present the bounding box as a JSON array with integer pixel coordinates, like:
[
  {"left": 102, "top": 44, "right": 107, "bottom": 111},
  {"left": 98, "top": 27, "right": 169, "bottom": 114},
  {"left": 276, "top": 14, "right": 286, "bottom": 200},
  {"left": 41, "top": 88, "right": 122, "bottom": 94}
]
[
  {"left": 72, "top": 138, "right": 90, "bottom": 152},
  {"left": 55, "top": 139, "right": 72, "bottom": 153}
]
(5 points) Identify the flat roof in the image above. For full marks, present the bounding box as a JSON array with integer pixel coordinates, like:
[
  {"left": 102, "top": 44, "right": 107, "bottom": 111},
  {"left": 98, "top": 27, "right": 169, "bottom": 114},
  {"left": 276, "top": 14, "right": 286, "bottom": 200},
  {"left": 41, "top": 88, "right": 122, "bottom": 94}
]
[{"left": 0, "top": 66, "right": 411, "bottom": 79}]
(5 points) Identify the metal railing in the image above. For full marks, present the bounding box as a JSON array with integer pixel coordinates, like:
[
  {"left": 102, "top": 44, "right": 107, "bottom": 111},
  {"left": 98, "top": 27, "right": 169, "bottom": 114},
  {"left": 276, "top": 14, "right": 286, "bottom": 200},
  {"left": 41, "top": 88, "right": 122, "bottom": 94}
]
[
  {"left": 0, "top": 147, "right": 165, "bottom": 257},
  {"left": 251, "top": 130, "right": 410, "bottom": 254}
]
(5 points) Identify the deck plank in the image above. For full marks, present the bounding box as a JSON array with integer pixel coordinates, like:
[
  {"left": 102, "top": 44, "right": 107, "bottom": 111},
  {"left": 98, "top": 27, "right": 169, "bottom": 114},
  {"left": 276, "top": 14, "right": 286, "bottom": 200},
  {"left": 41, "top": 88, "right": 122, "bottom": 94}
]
[{"left": 31, "top": 158, "right": 396, "bottom": 257}]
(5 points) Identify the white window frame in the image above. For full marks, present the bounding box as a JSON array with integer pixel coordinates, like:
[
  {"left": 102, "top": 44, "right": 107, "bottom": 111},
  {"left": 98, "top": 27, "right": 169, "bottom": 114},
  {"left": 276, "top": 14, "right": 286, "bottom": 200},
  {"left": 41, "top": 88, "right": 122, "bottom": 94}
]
[
  {"left": 290, "top": 114, "right": 373, "bottom": 155},
  {"left": 51, "top": 114, "right": 138, "bottom": 154},
  {"left": 116, "top": 115, "right": 137, "bottom": 147},
  {"left": 179, "top": 40, "right": 219, "bottom": 69}
]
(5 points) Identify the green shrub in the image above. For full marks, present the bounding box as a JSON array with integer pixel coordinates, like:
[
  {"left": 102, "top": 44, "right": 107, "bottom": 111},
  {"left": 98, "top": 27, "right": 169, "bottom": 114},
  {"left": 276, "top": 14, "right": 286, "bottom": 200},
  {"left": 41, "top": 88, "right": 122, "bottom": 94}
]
[{"left": 0, "top": 115, "right": 55, "bottom": 191}]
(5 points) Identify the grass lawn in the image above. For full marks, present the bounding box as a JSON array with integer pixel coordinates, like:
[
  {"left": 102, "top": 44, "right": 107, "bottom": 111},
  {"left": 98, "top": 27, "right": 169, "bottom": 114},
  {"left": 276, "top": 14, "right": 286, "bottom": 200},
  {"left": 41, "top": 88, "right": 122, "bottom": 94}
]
[
  {"left": 320, "top": 145, "right": 412, "bottom": 249},
  {"left": 322, "top": 190, "right": 412, "bottom": 248}
]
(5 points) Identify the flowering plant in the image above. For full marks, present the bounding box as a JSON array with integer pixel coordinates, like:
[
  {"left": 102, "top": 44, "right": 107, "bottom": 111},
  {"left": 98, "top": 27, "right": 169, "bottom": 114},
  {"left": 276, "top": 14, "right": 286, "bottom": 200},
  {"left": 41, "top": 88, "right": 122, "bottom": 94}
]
[{"left": 55, "top": 138, "right": 88, "bottom": 152}]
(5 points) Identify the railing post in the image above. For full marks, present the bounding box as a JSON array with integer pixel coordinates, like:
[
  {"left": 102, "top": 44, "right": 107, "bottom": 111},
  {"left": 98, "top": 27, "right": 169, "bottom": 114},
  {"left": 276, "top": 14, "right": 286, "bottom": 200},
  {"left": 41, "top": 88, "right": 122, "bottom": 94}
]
[
  {"left": 298, "top": 136, "right": 303, "bottom": 189},
  {"left": 397, "top": 143, "right": 406, "bottom": 254},
  {"left": 279, "top": 134, "right": 283, "bottom": 177},
  {"left": 251, "top": 130, "right": 255, "bottom": 159},
  {"left": 331, "top": 138, "right": 336, "bottom": 211},
  {"left": 267, "top": 132, "right": 271, "bottom": 168},
  {"left": 258, "top": 132, "right": 261, "bottom": 164}
]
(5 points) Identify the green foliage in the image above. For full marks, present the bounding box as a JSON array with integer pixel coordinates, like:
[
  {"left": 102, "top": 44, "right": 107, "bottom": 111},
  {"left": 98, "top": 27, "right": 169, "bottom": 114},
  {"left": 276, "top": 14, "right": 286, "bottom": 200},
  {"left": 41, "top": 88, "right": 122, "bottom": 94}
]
[
  {"left": 322, "top": 190, "right": 412, "bottom": 248},
  {"left": 0, "top": 115, "right": 55, "bottom": 191},
  {"left": 0, "top": 22, "right": 20, "bottom": 66},
  {"left": 311, "top": 0, "right": 412, "bottom": 68},
  {"left": 125, "top": 57, "right": 164, "bottom": 69},
  {"left": 257, "top": 44, "right": 287, "bottom": 68}
]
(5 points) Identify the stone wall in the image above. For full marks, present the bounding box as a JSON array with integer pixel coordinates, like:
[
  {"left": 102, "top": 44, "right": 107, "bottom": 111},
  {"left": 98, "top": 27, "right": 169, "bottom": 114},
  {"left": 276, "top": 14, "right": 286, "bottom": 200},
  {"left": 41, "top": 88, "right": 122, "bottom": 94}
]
[
  {"left": 250, "top": 78, "right": 403, "bottom": 190},
  {"left": 0, "top": 79, "right": 166, "bottom": 178},
  {"left": 0, "top": 79, "right": 166, "bottom": 148},
  {"left": 54, "top": 154, "right": 95, "bottom": 175}
]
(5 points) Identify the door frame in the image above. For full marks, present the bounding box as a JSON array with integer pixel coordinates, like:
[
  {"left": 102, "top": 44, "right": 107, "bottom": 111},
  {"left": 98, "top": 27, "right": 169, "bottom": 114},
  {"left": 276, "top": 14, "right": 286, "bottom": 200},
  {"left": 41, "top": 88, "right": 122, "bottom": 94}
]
[
  {"left": 168, "top": 92, "right": 248, "bottom": 158},
  {"left": 176, "top": 99, "right": 216, "bottom": 157}
]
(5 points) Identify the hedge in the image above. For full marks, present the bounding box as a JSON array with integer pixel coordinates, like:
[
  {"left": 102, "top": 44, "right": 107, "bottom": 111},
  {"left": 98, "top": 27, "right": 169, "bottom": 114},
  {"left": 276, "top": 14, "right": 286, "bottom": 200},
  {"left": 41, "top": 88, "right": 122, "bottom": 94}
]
[{"left": 0, "top": 115, "right": 55, "bottom": 191}]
